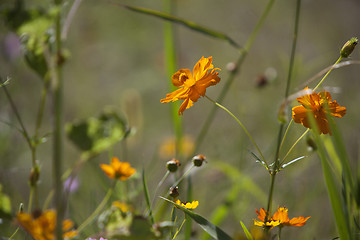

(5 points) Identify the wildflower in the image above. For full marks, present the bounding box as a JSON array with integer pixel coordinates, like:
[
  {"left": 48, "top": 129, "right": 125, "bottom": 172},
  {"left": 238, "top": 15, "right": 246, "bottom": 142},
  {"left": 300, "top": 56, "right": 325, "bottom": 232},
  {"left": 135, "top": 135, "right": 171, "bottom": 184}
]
[
  {"left": 100, "top": 157, "right": 136, "bottom": 181},
  {"left": 16, "top": 209, "right": 77, "bottom": 240},
  {"left": 175, "top": 200, "right": 199, "bottom": 209},
  {"left": 253, "top": 208, "right": 280, "bottom": 229},
  {"left": 254, "top": 207, "right": 310, "bottom": 229},
  {"left": 112, "top": 201, "right": 133, "bottom": 213},
  {"left": 292, "top": 87, "right": 346, "bottom": 135},
  {"left": 160, "top": 56, "right": 221, "bottom": 115}
]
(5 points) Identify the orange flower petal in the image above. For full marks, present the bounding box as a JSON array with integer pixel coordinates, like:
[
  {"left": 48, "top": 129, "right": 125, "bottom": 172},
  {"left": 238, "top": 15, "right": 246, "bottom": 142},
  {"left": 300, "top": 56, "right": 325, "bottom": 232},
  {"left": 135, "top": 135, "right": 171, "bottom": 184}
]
[
  {"left": 100, "top": 163, "right": 115, "bottom": 179},
  {"left": 288, "top": 216, "right": 311, "bottom": 227}
]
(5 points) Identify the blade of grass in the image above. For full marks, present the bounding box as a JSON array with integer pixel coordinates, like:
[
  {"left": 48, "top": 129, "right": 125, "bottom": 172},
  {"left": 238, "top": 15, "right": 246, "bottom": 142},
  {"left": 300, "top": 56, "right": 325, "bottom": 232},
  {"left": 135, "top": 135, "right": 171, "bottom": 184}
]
[
  {"left": 118, "top": 4, "right": 241, "bottom": 50},
  {"left": 240, "top": 221, "right": 253, "bottom": 240},
  {"left": 161, "top": 197, "right": 233, "bottom": 240},
  {"left": 142, "top": 169, "right": 154, "bottom": 224},
  {"left": 309, "top": 113, "right": 351, "bottom": 240}
]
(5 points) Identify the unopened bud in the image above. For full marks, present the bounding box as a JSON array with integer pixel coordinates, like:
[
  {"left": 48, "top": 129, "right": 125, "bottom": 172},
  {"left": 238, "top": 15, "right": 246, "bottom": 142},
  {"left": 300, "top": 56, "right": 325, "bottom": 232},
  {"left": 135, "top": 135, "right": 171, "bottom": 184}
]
[
  {"left": 29, "top": 165, "right": 40, "bottom": 187},
  {"left": 169, "top": 186, "right": 179, "bottom": 199},
  {"left": 166, "top": 159, "right": 181, "bottom": 172},
  {"left": 340, "top": 37, "right": 358, "bottom": 58},
  {"left": 192, "top": 154, "right": 207, "bottom": 167}
]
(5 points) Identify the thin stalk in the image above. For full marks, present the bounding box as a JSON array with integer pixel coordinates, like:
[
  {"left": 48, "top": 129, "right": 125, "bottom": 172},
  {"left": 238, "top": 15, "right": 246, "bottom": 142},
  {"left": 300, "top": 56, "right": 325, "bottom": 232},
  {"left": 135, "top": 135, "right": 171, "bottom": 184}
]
[
  {"left": 8, "top": 227, "right": 19, "bottom": 240},
  {"left": 53, "top": 2, "right": 64, "bottom": 238},
  {"left": 313, "top": 56, "right": 343, "bottom": 91},
  {"left": 205, "top": 95, "right": 267, "bottom": 167},
  {"left": 193, "top": 0, "right": 276, "bottom": 155},
  {"left": 280, "top": 128, "right": 309, "bottom": 166},
  {"left": 173, "top": 218, "right": 187, "bottom": 239},
  {"left": 77, "top": 180, "right": 117, "bottom": 233},
  {"left": 278, "top": 119, "right": 293, "bottom": 154},
  {"left": 149, "top": 170, "right": 170, "bottom": 212},
  {"left": 267, "top": 0, "right": 302, "bottom": 217},
  {"left": 170, "top": 165, "right": 195, "bottom": 190},
  {"left": 34, "top": 84, "right": 49, "bottom": 141}
]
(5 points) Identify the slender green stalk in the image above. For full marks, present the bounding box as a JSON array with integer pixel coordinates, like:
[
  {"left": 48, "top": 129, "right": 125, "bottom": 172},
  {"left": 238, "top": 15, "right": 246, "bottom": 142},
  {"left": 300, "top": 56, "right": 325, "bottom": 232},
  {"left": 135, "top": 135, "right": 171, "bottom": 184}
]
[
  {"left": 77, "top": 180, "right": 117, "bottom": 233},
  {"left": 53, "top": 1, "right": 64, "bottom": 238},
  {"left": 8, "top": 227, "right": 19, "bottom": 240},
  {"left": 313, "top": 56, "right": 343, "bottom": 91},
  {"left": 193, "top": 0, "right": 276, "bottom": 155},
  {"left": 266, "top": 0, "right": 302, "bottom": 217},
  {"left": 149, "top": 170, "right": 170, "bottom": 211},
  {"left": 278, "top": 119, "right": 293, "bottom": 154},
  {"left": 205, "top": 95, "right": 267, "bottom": 167},
  {"left": 173, "top": 218, "right": 187, "bottom": 239},
  {"left": 170, "top": 165, "right": 195, "bottom": 190},
  {"left": 280, "top": 129, "right": 309, "bottom": 166}
]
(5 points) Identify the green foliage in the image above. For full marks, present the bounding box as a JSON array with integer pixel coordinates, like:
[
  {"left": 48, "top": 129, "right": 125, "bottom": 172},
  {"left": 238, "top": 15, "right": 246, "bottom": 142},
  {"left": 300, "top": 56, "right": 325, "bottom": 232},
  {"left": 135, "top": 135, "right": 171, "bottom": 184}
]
[
  {"left": 66, "top": 108, "right": 129, "bottom": 156},
  {"left": 161, "top": 197, "right": 233, "bottom": 240},
  {"left": 0, "top": 184, "right": 12, "bottom": 220}
]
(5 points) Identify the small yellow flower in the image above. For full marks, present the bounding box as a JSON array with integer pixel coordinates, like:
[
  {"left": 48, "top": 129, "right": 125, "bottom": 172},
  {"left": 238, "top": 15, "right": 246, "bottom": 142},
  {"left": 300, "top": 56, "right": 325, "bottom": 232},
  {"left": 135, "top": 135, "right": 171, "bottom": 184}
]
[
  {"left": 161, "top": 56, "right": 221, "bottom": 115},
  {"left": 175, "top": 199, "right": 199, "bottom": 209},
  {"left": 100, "top": 157, "right": 136, "bottom": 181},
  {"left": 253, "top": 208, "right": 280, "bottom": 229},
  {"left": 112, "top": 201, "right": 133, "bottom": 213},
  {"left": 16, "top": 209, "right": 77, "bottom": 240},
  {"left": 292, "top": 87, "right": 346, "bottom": 135}
]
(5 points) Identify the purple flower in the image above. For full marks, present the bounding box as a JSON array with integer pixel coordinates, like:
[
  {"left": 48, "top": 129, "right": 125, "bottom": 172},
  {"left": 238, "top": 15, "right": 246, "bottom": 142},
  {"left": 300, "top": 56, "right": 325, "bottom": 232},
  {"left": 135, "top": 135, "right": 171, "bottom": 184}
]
[{"left": 64, "top": 176, "right": 79, "bottom": 193}]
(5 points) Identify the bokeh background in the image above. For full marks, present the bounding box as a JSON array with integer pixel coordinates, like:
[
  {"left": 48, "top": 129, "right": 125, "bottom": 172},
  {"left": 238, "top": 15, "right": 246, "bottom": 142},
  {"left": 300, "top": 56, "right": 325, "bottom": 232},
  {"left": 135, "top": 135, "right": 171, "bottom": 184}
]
[{"left": 1, "top": 0, "right": 360, "bottom": 239}]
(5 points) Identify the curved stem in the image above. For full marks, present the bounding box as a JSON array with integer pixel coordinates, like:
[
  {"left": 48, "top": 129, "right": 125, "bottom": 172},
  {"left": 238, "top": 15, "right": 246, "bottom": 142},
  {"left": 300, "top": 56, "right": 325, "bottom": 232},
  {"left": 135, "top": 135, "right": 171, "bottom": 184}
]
[
  {"left": 192, "top": 0, "right": 276, "bottom": 155},
  {"left": 77, "top": 180, "right": 117, "bottom": 233},
  {"left": 313, "top": 56, "right": 343, "bottom": 91},
  {"left": 173, "top": 218, "right": 187, "bottom": 239},
  {"left": 278, "top": 119, "right": 293, "bottom": 154},
  {"left": 205, "top": 95, "right": 267, "bottom": 167},
  {"left": 280, "top": 129, "right": 309, "bottom": 166}
]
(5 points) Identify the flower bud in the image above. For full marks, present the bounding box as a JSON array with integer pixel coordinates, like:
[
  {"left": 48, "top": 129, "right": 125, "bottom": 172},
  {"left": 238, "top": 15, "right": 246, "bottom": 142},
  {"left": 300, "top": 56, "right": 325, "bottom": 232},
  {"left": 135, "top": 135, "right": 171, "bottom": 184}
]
[
  {"left": 192, "top": 154, "right": 207, "bottom": 167},
  {"left": 340, "top": 37, "right": 358, "bottom": 58},
  {"left": 169, "top": 186, "right": 179, "bottom": 199},
  {"left": 29, "top": 165, "right": 40, "bottom": 187},
  {"left": 166, "top": 159, "right": 181, "bottom": 172}
]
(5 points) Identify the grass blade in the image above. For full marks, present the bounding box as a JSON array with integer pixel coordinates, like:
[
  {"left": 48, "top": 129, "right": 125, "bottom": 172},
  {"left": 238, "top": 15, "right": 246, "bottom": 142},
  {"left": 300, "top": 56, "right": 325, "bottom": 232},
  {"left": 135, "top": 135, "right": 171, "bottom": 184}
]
[
  {"left": 240, "top": 221, "right": 253, "bottom": 240},
  {"left": 142, "top": 169, "right": 154, "bottom": 224},
  {"left": 160, "top": 197, "right": 233, "bottom": 240}
]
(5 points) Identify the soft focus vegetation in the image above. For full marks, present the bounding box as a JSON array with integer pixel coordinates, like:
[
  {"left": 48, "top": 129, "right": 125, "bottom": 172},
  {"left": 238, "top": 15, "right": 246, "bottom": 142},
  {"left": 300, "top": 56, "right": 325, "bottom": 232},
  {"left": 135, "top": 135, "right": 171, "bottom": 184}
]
[{"left": 1, "top": 0, "right": 360, "bottom": 239}]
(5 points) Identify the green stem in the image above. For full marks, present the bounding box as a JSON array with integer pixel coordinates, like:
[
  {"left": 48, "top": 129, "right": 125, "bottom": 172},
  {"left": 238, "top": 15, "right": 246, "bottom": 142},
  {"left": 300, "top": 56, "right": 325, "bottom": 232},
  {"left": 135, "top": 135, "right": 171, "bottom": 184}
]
[
  {"left": 170, "top": 165, "right": 195, "bottom": 190},
  {"left": 205, "top": 95, "right": 267, "bottom": 167},
  {"left": 173, "top": 218, "right": 187, "bottom": 239},
  {"left": 278, "top": 119, "right": 293, "bottom": 154},
  {"left": 77, "top": 180, "right": 117, "bottom": 233},
  {"left": 313, "top": 56, "right": 343, "bottom": 91},
  {"left": 192, "top": 0, "right": 276, "bottom": 155},
  {"left": 53, "top": 2, "right": 64, "bottom": 238},
  {"left": 280, "top": 129, "right": 309, "bottom": 166},
  {"left": 266, "top": 173, "right": 276, "bottom": 218},
  {"left": 8, "top": 227, "right": 19, "bottom": 240}
]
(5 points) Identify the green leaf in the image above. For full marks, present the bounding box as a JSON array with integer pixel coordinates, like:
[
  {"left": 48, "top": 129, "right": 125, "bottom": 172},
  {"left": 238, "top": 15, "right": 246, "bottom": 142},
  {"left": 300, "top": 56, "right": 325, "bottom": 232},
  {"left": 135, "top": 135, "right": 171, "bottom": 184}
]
[
  {"left": 160, "top": 197, "right": 233, "bottom": 240},
  {"left": 0, "top": 184, "right": 12, "bottom": 219},
  {"left": 240, "top": 221, "right": 253, "bottom": 240},
  {"left": 66, "top": 108, "right": 129, "bottom": 154},
  {"left": 142, "top": 169, "right": 154, "bottom": 224}
]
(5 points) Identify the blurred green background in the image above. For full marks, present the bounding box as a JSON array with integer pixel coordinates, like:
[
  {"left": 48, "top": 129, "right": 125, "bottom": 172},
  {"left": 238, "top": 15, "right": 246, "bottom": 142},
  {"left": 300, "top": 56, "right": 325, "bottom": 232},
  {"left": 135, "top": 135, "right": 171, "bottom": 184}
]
[{"left": 1, "top": 0, "right": 360, "bottom": 239}]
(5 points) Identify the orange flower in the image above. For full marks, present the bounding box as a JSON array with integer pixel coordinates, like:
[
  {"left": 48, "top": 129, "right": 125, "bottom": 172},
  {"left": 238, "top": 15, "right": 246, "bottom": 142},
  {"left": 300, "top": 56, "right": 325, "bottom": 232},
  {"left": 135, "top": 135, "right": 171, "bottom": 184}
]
[
  {"left": 175, "top": 199, "right": 199, "bottom": 209},
  {"left": 254, "top": 207, "right": 310, "bottom": 229},
  {"left": 100, "top": 157, "right": 136, "bottom": 181},
  {"left": 17, "top": 209, "right": 77, "bottom": 240},
  {"left": 160, "top": 56, "right": 221, "bottom": 115},
  {"left": 292, "top": 88, "right": 346, "bottom": 135}
]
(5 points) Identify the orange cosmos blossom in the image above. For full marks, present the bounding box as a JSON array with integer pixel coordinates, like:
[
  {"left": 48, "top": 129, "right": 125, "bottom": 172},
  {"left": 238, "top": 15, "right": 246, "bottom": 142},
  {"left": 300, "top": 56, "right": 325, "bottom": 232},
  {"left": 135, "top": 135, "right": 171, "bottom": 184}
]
[
  {"left": 254, "top": 207, "right": 310, "bottom": 229},
  {"left": 292, "top": 87, "right": 346, "bottom": 135},
  {"left": 160, "top": 56, "right": 221, "bottom": 115},
  {"left": 100, "top": 157, "right": 136, "bottom": 181},
  {"left": 16, "top": 209, "right": 77, "bottom": 240}
]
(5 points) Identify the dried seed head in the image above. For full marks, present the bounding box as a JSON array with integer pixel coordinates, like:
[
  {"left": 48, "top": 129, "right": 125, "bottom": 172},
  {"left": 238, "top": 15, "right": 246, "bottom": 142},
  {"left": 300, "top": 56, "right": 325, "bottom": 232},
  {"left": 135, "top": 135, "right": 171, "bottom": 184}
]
[
  {"left": 192, "top": 154, "right": 207, "bottom": 167},
  {"left": 166, "top": 158, "right": 181, "bottom": 172}
]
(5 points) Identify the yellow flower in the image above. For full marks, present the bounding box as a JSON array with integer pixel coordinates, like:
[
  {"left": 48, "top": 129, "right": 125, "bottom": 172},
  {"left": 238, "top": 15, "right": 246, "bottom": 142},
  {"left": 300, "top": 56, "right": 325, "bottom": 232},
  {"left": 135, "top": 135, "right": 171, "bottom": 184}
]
[
  {"left": 254, "top": 207, "right": 310, "bottom": 229},
  {"left": 161, "top": 56, "right": 221, "bottom": 115},
  {"left": 100, "top": 157, "right": 136, "bottom": 181},
  {"left": 175, "top": 199, "right": 199, "bottom": 209},
  {"left": 16, "top": 209, "right": 77, "bottom": 240},
  {"left": 112, "top": 201, "right": 133, "bottom": 213},
  {"left": 292, "top": 87, "right": 346, "bottom": 135}
]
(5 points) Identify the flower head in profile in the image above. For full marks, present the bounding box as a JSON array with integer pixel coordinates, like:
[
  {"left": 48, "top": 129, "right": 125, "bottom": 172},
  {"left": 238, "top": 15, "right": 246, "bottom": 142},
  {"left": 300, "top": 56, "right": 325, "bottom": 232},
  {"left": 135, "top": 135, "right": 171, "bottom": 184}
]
[
  {"left": 100, "top": 157, "right": 136, "bottom": 181},
  {"left": 17, "top": 209, "right": 77, "bottom": 240},
  {"left": 254, "top": 207, "right": 310, "bottom": 230},
  {"left": 175, "top": 199, "right": 199, "bottom": 209},
  {"left": 292, "top": 87, "right": 346, "bottom": 135},
  {"left": 161, "top": 56, "right": 221, "bottom": 115}
]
